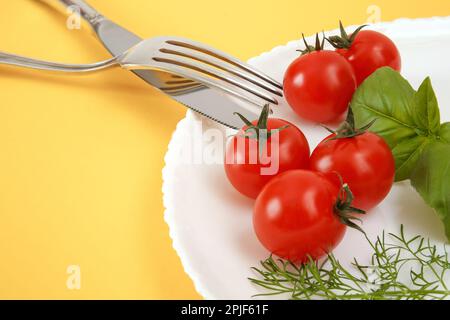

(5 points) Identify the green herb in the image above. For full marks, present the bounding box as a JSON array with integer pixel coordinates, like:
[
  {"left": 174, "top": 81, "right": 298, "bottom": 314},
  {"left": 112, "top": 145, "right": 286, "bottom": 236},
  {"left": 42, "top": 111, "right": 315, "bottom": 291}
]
[
  {"left": 411, "top": 142, "right": 450, "bottom": 240},
  {"left": 249, "top": 226, "right": 450, "bottom": 300},
  {"left": 350, "top": 67, "right": 441, "bottom": 181},
  {"left": 350, "top": 67, "right": 450, "bottom": 240},
  {"left": 411, "top": 77, "right": 441, "bottom": 136},
  {"left": 350, "top": 68, "right": 416, "bottom": 151},
  {"left": 440, "top": 122, "right": 450, "bottom": 143}
]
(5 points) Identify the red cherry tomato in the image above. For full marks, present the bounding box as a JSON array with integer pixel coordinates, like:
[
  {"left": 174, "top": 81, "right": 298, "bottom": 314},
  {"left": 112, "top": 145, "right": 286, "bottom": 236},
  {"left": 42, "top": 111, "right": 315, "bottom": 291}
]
[
  {"left": 310, "top": 132, "right": 395, "bottom": 211},
  {"left": 283, "top": 50, "right": 356, "bottom": 123},
  {"left": 336, "top": 30, "right": 401, "bottom": 86},
  {"left": 253, "top": 170, "right": 347, "bottom": 263},
  {"left": 225, "top": 119, "right": 310, "bottom": 199}
]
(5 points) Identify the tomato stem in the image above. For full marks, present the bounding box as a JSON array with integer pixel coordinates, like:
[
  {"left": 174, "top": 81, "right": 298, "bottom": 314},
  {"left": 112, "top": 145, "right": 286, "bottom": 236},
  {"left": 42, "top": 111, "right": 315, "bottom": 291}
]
[
  {"left": 326, "top": 21, "right": 367, "bottom": 49},
  {"left": 297, "top": 33, "right": 326, "bottom": 56},
  {"left": 323, "top": 108, "right": 377, "bottom": 141},
  {"left": 234, "top": 104, "right": 288, "bottom": 139},
  {"left": 334, "top": 174, "right": 366, "bottom": 233},
  {"left": 234, "top": 104, "right": 289, "bottom": 158}
]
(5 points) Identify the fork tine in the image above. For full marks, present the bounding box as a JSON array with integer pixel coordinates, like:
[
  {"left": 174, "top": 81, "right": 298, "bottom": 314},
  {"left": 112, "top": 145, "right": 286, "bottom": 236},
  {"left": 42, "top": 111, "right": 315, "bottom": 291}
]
[
  {"left": 163, "top": 77, "right": 204, "bottom": 94},
  {"left": 165, "top": 79, "right": 197, "bottom": 85},
  {"left": 164, "top": 38, "right": 283, "bottom": 90},
  {"left": 151, "top": 53, "right": 279, "bottom": 105},
  {"left": 127, "top": 59, "right": 274, "bottom": 109},
  {"left": 161, "top": 82, "right": 202, "bottom": 91},
  {"left": 161, "top": 82, "right": 204, "bottom": 95},
  {"left": 159, "top": 46, "right": 283, "bottom": 97},
  {"left": 161, "top": 85, "right": 204, "bottom": 96}
]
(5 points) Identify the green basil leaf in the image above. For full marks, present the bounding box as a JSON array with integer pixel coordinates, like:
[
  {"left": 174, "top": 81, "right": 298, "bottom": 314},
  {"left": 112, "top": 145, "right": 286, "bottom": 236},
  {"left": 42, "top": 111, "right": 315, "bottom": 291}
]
[
  {"left": 391, "top": 136, "right": 430, "bottom": 182},
  {"left": 411, "top": 142, "right": 450, "bottom": 241},
  {"left": 411, "top": 77, "right": 440, "bottom": 135},
  {"left": 351, "top": 67, "right": 450, "bottom": 240},
  {"left": 440, "top": 122, "right": 450, "bottom": 143},
  {"left": 351, "top": 67, "right": 418, "bottom": 149}
]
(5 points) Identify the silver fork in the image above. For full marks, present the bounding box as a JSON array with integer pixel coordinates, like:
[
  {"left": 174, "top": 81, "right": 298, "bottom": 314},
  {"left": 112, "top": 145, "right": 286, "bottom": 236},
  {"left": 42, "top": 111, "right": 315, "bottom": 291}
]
[
  {"left": 0, "top": 36, "right": 282, "bottom": 106},
  {"left": 1, "top": 3, "right": 283, "bottom": 129}
]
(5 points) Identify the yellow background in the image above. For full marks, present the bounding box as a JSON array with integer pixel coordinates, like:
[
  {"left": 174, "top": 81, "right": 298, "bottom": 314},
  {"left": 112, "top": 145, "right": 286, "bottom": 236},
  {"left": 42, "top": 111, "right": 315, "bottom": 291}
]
[{"left": 1, "top": 0, "right": 449, "bottom": 299}]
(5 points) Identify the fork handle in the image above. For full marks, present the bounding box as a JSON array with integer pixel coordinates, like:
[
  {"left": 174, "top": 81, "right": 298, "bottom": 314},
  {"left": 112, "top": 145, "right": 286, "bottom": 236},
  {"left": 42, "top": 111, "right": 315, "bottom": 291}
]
[
  {"left": 58, "top": 0, "right": 104, "bottom": 26},
  {"left": 0, "top": 51, "right": 117, "bottom": 73}
]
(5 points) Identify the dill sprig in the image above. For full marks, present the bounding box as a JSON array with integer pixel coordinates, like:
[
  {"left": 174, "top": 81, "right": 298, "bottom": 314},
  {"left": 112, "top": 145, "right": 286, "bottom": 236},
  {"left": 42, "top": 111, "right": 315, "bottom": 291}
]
[{"left": 249, "top": 225, "right": 450, "bottom": 300}]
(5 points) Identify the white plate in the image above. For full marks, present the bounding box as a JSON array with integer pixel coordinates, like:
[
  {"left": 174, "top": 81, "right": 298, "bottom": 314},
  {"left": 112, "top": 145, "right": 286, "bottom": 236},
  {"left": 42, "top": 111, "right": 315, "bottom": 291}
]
[{"left": 163, "top": 17, "right": 450, "bottom": 299}]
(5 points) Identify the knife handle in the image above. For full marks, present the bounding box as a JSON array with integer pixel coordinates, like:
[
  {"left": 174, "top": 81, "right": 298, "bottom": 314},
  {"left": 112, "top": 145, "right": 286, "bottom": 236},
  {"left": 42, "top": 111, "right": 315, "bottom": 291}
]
[{"left": 57, "top": 0, "right": 104, "bottom": 26}]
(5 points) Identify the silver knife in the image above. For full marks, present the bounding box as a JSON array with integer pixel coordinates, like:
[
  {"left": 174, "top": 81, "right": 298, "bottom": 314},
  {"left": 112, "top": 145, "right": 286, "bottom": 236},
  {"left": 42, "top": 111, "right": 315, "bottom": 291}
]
[{"left": 43, "top": 0, "right": 272, "bottom": 129}]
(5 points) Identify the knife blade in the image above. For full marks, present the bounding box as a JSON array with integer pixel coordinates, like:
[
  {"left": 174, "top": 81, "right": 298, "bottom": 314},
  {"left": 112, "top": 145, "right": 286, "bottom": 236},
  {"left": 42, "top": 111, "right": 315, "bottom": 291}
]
[{"left": 51, "top": 0, "right": 261, "bottom": 129}]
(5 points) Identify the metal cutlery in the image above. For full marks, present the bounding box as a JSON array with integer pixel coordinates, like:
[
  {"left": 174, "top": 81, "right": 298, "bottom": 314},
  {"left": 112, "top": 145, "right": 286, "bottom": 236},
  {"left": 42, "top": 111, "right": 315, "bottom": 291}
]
[
  {"left": 0, "top": 36, "right": 282, "bottom": 108},
  {"left": 2, "top": 0, "right": 284, "bottom": 129}
]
